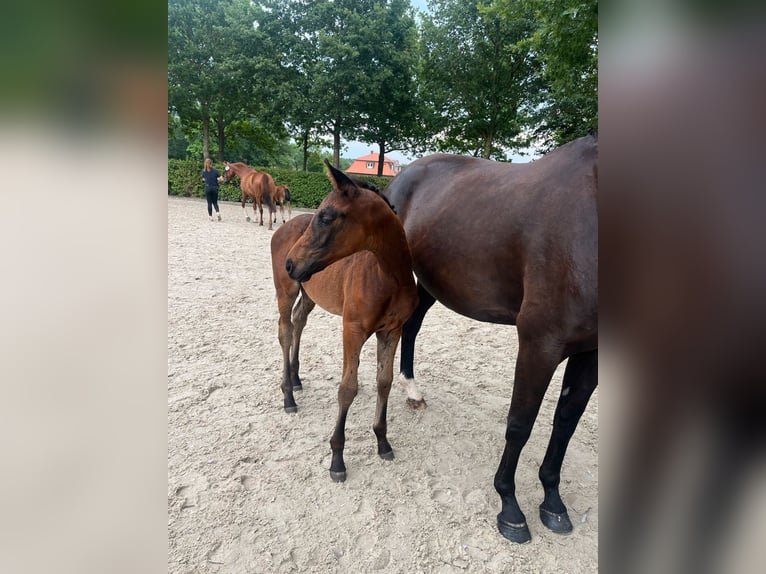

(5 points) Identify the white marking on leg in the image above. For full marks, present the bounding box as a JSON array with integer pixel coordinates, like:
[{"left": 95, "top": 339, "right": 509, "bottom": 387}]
[
  {"left": 398, "top": 374, "right": 424, "bottom": 402},
  {"left": 562, "top": 387, "right": 570, "bottom": 397}
]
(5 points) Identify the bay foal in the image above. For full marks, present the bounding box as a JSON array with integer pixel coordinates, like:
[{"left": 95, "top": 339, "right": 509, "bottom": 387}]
[{"left": 270, "top": 161, "right": 418, "bottom": 482}]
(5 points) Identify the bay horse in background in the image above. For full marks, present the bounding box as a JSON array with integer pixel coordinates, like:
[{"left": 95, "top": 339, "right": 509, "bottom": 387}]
[
  {"left": 222, "top": 161, "right": 277, "bottom": 230},
  {"left": 381, "top": 133, "right": 598, "bottom": 544},
  {"left": 270, "top": 160, "right": 420, "bottom": 482},
  {"left": 272, "top": 184, "right": 292, "bottom": 224}
]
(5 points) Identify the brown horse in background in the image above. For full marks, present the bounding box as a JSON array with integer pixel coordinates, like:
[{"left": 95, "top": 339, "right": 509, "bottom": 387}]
[
  {"left": 222, "top": 161, "right": 277, "bottom": 230},
  {"left": 270, "top": 161, "right": 420, "bottom": 482},
  {"left": 382, "top": 133, "right": 598, "bottom": 544},
  {"left": 272, "top": 184, "right": 292, "bottom": 224}
]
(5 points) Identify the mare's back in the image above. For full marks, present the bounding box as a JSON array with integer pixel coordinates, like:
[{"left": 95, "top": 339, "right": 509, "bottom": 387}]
[{"left": 382, "top": 135, "right": 598, "bottom": 325}]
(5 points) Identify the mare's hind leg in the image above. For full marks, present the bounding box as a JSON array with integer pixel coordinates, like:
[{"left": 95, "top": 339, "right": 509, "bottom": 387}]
[
  {"left": 494, "top": 328, "right": 563, "bottom": 544},
  {"left": 329, "top": 327, "right": 365, "bottom": 482},
  {"left": 397, "top": 282, "right": 434, "bottom": 409},
  {"left": 372, "top": 329, "right": 400, "bottom": 460},
  {"left": 277, "top": 281, "right": 300, "bottom": 413},
  {"left": 289, "top": 289, "right": 316, "bottom": 391},
  {"left": 538, "top": 349, "right": 597, "bottom": 533},
  {"left": 257, "top": 201, "right": 264, "bottom": 226}
]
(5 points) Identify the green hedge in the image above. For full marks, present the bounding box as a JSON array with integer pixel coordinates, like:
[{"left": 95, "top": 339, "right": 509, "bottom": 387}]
[{"left": 168, "top": 159, "right": 393, "bottom": 209}]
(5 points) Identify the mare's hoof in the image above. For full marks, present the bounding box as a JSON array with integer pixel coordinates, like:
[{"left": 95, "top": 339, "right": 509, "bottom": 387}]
[
  {"left": 246, "top": 216, "right": 251, "bottom": 222},
  {"left": 539, "top": 506, "right": 573, "bottom": 534},
  {"left": 406, "top": 397, "right": 428, "bottom": 410},
  {"left": 379, "top": 450, "right": 394, "bottom": 461},
  {"left": 497, "top": 515, "right": 532, "bottom": 544},
  {"left": 330, "top": 470, "right": 347, "bottom": 483},
  {"left": 292, "top": 382, "right": 303, "bottom": 391},
  {"left": 284, "top": 405, "right": 297, "bottom": 414}
]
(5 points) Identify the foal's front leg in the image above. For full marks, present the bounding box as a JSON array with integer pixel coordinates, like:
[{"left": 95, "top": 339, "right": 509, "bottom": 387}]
[
  {"left": 329, "top": 326, "right": 364, "bottom": 482},
  {"left": 373, "top": 329, "right": 400, "bottom": 460}
]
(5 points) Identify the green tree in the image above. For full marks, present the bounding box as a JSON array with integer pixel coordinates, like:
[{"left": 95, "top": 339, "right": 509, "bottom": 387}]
[
  {"left": 168, "top": 0, "right": 284, "bottom": 161},
  {"left": 494, "top": 0, "right": 598, "bottom": 148},
  {"left": 418, "top": 0, "right": 540, "bottom": 159},
  {"left": 349, "top": 0, "right": 420, "bottom": 176},
  {"left": 277, "top": 0, "right": 401, "bottom": 168}
]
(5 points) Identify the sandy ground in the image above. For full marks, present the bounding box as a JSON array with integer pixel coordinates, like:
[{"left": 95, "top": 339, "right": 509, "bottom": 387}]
[{"left": 168, "top": 196, "right": 598, "bottom": 573}]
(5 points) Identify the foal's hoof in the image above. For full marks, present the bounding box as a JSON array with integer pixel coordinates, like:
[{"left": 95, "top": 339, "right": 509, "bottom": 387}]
[
  {"left": 539, "top": 506, "right": 573, "bottom": 534},
  {"left": 292, "top": 382, "right": 303, "bottom": 391},
  {"left": 330, "top": 470, "right": 347, "bottom": 483},
  {"left": 246, "top": 216, "right": 251, "bottom": 222},
  {"left": 497, "top": 515, "right": 532, "bottom": 544},
  {"left": 406, "top": 397, "right": 428, "bottom": 410},
  {"left": 379, "top": 450, "right": 395, "bottom": 461},
  {"left": 284, "top": 405, "right": 297, "bottom": 414}
]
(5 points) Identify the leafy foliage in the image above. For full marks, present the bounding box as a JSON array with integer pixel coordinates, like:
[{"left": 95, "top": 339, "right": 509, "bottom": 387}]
[
  {"left": 492, "top": 0, "right": 598, "bottom": 148},
  {"left": 417, "top": 0, "right": 541, "bottom": 158},
  {"left": 168, "top": 0, "right": 598, "bottom": 172}
]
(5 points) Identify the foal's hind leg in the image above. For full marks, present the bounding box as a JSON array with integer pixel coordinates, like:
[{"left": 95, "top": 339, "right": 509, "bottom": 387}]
[
  {"left": 397, "top": 282, "right": 434, "bottom": 409},
  {"left": 494, "top": 330, "right": 563, "bottom": 543},
  {"left": 538, "top": 349, "right": 597, "bottom": 534},
  {"left": 329, "top": 327, "right": 365, "bottom": 482},
  {"left": 372, "top": 329, "right": 400, "bottom": 460},
  {"left": 289, "top": 289, "right": 316, "bottom": 391}
]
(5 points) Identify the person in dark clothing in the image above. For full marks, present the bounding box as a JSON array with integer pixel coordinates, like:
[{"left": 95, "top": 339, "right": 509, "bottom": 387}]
[{"left": 201, "top": 158, "right": 223, "bottom": 221}]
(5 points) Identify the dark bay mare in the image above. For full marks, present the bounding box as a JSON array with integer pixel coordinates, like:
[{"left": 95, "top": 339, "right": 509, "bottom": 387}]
[
  {"left": 222, "top": 161, "right": 277, "bottom": 230},
  {"left": 381, "top": 133, "right": 598, "bottom": 543},
  {"left": 271, "top": 161, "right": 419, "bottom": 482}
]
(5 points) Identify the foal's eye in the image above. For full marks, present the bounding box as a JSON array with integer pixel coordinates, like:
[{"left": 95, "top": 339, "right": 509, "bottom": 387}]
[{"left": 317, "top": 211, "right": 335, "bottom": 226}]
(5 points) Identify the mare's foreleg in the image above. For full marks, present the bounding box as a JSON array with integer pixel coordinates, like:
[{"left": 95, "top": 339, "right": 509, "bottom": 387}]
[
  {"left": 538, "top": 349, "right": 597, "bottom": 533},
  {"left": 277, "top": 283, "right": 300, "bottom": 413},
  {"left": 373, "top": 329, "right": 400, "bottom": 460},
  {"left": 289, "top": 289, "right": 316, "bottom": 391},
  {"left": 494, "top": 328, "right": 563, "bottom": 544},
  {"left": 329, "top": 327, "right": 364, "bottom": 482},
  {"left": 397, "top": 282, "right": 434, "bottom": 409}
]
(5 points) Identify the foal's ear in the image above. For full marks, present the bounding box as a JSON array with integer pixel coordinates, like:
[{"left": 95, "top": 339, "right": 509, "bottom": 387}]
[{"left": 324, "top": 159, "right": 360, "bottom": 198}]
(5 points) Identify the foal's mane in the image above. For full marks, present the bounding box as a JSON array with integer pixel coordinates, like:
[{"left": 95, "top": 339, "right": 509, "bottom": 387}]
[{"left": 349, "top": 176, "right": 397, "bottom": 215}]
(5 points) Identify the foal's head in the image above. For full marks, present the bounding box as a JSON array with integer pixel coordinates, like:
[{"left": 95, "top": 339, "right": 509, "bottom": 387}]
[{"left": 285, "top": 160, "right": 386, "bottom": 282}]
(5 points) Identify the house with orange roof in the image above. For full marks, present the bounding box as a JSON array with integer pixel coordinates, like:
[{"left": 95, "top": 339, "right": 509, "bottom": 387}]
[{"left": 346, "top": 152, "right": 402, "bottom": 177}]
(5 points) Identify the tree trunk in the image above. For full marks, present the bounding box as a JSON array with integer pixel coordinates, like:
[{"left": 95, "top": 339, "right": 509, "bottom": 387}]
[
  {"left": 216, "top": 116, "right": 225, "bottom": 162},
  {"left": 302, "top": 130, "right": 309, "bottom": 172},
  {"left": 482, "top": 134, "right": 493, "bottom": 159},
  {"left": 333, "top": 121, "right": 341, "bottom": 168},
  {"left": 377, "top": 141, "right": 386, "bottom": 177},
  {"left": 202, "top": 115, "right": 210, "bottom": 160}
]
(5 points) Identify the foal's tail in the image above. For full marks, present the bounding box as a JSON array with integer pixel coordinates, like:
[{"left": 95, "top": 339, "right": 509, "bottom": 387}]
[{"left": 284, "top": 187, "right": 292, "bottom": 219}]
